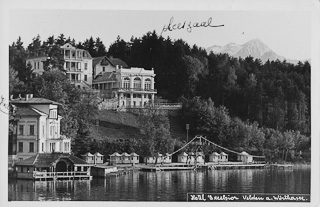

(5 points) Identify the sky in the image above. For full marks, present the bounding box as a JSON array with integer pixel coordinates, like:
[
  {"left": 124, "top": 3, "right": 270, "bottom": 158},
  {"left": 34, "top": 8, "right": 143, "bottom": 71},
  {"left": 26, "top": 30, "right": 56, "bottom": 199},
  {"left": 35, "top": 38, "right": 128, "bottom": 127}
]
[{"left": 5, "top": 1, "right": 316, "bottom": 61}]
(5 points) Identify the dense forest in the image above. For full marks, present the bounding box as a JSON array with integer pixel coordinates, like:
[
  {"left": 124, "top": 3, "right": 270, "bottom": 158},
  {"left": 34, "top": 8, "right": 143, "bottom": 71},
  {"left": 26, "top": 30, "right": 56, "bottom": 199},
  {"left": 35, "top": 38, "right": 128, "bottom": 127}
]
[{"left": 9, "top": 31, "right": 311, "bottom": 162}]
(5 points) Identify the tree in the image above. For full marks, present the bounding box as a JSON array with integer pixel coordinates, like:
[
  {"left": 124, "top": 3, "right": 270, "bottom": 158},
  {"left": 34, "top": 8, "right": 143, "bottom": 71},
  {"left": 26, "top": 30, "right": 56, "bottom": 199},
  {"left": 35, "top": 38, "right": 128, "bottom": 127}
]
[
  {"left": 138, "top": 99, "right": 175, "bottom": 164},
  {"left": 9, "top": 67, "right": 25, "bottom": 96}
]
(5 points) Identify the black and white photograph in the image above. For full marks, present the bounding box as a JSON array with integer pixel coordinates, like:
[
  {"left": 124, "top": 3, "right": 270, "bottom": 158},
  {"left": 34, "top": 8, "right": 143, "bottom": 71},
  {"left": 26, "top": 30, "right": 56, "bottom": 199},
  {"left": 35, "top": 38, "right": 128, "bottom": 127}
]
[{"left": 1, "top": 0, "right": 319, "bottom": 205}]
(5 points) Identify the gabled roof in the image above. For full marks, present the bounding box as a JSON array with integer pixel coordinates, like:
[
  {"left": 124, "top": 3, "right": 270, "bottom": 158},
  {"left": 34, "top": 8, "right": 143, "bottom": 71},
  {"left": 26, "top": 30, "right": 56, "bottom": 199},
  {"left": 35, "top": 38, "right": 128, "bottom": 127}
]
[
  {"left": 94, "top": 152, "right": 104, "bottom": 157},
  {"left": 15, "top": 153, "right": 87, "bottom": 167},
  {"left": 82, "top": 152, "right": 94, "bottom": 157},
  {"left": 239, "top": 151, "right": 250, "bottom": 156},
  {"left": 220, "top": 152, "right": 228, "bottom": 155},
  {"left": 93, "top": 72, "right": 117, "bottom": 82},
  {"left": 11, "top": 97, "right": 62, "bottom": 106},
  {"left": 109, "top": 152, "right": 122, "bottom": 156},
  {"left": 130, "top": 152, "right": 139, "bottom": 157},
  {"left": 15, "top": 107, "right": 43, "bottom": 117},
  {"left": 210, "top": 152, "right": 220, "bottom": 156},
  {"left": 92, "top": 56, "right": 128, "bottom": 68}
]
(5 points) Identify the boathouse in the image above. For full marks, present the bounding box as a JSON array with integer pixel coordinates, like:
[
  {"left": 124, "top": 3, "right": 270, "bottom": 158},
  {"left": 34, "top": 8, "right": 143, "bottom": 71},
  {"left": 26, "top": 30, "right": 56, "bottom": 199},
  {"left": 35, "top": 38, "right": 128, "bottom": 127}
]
[
  {"left": 220, "top": 152, "right": 228, "bottom": 162},
  {"left": 237, "top": 151, "right": 253, "bottom": 163},
  {"left": 209, "top": 152, "right": 220, "bottom": 163},
  {"left": 14, "top": 153, "right": 92, "bottom": 180}
]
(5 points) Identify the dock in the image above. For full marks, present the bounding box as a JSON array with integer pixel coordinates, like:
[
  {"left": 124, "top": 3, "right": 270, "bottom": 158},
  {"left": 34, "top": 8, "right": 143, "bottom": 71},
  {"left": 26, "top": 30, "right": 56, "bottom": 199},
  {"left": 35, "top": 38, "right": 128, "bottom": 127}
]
[
  {"left": 33, "top": 171, "right": 92, "bottom": 181},
  {"left": 270, "top": 164, "right": 293, "bottom": 170},
  {"left": 108, "top": 169, "right": 133, "bottom": 177},
  {"left": 138, "top": 163, "right": 195, "bottom": 171},
  {"left": 207, "top": 163, "right": 266, "bottom": 170}
]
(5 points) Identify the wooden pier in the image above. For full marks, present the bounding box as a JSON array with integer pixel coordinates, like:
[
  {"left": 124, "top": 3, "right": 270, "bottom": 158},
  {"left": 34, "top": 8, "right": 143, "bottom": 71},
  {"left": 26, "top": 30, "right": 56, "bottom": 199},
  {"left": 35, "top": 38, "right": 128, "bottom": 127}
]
[
  {"left": 108, "top": 169, "right": 133, "bottom": 177},
  {"left": 33, "top": 171, "right": 92, "bottom": 181},
  {"left": 270, "top": 164, "right": 294, "bottom": 170},
  {"left": 207, "top": 163, "right": 266, "bottom": 170}
]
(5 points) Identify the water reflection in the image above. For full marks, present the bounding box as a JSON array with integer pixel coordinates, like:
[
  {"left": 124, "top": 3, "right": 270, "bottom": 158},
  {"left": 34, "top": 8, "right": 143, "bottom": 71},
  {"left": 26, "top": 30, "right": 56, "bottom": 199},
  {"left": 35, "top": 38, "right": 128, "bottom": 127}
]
[{"left": 8, "top": 165, "right": 310, "bottom": 201}]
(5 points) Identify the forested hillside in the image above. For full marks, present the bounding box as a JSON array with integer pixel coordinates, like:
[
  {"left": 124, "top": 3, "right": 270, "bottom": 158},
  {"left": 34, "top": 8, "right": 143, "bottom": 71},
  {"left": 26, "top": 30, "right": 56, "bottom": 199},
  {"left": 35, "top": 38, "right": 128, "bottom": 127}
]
[{"left": 9, "top": 31, "right": 311, "bottom": 162}]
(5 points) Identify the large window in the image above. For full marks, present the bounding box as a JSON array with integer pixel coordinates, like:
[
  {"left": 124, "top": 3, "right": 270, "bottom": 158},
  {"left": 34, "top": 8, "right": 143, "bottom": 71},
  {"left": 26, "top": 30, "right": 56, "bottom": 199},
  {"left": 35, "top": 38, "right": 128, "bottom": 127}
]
[
  {"left": 123, "top": 77, "right": 130, "bottom": 89},
  {"left": 145, "top": 78, "right": 151, "bottom": 90},
  {"left": 29, "top": 142, "right": 34, "bottom": 152},
  {"left": 29, "top": 125, "right": 34, "bottom": 135},
  {"left": 134, "top": 77, "right": 141, "bottom": 89},
  {"left": 18, "top": 142, "right": 23, "bottom": 152},
  {"left": 19, "top": 125, "right": 24, "bottom": 135}
]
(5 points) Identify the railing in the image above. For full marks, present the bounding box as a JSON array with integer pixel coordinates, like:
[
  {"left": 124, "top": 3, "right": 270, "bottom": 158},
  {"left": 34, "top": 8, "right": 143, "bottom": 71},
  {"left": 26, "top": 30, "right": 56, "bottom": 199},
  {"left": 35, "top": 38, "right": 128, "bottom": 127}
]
[
  {"left": 33, "top": 171, "right": 89, "bottom": 178},
  {"left": 117, "top": 88, "right": 157, "bottom": 93},
  {"left": 66, "top": 68, "right": 82, "bottom": 72}
]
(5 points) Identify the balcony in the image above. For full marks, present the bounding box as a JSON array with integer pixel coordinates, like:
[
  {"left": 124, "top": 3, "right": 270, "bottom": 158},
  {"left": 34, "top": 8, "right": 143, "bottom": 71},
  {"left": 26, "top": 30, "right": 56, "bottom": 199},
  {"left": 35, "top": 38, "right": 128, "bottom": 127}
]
[
  {"left": 116, "top": 87, "right": 157, "bottom": 93},
  {"left": 66, "top": 67, "right": 82, "bottom": 72}
]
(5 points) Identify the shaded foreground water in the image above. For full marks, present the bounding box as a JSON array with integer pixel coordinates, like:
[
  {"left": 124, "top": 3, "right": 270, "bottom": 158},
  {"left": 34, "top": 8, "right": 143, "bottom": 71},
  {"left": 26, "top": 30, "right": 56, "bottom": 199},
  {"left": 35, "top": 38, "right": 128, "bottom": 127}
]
[{"left": 8, "top": 165, "right": 310, "bottom": 201}]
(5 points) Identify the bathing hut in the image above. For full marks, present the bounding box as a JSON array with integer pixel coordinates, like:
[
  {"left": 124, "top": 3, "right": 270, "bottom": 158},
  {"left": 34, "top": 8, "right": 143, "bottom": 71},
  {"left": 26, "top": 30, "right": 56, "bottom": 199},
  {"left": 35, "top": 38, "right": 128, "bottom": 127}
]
[
  {"left": 143, "top": 153, "right": 163, "bottom": 164},
  {"left": 209, "top": 152, "right": 220, "bottom": 163},
  {"left": 109, "top": 152, "right": 122, "bottom": 165},
  {"left": 177, "top": 152, "right": 189, "bottom": 163},
  {"left": 121, "top": 152, "right": 131, "bottom": 164},
  {"left": 163, "top": 153, "right": 172, "bottom": 164},
  {"left": 220, "top": 152, "right": 228, "bottom": 162},
  {"left": 237, "top": 151, "right": 253, "bottom": 163},
  {"left": 94, "top": 152, "right": 104, "bottom": 164},
  {"left": 82, "top": 152, "right": 95, "bottom": 164},
  {"left": 195, "top": 152, "right": 205, "bottom": 164},
  {"left": 130, "top": 153, "right": 139, "bottom": 164}
]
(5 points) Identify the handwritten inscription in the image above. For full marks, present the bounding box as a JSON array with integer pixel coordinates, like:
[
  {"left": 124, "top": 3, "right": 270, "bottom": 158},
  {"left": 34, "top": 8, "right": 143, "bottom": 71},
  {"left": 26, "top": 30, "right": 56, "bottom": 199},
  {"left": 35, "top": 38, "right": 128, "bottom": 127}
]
[
  {"left": 0, "top": 95, "right": 10, "bottom": 114},
  {"left": 161, "top": 17, "right": 224, "bottom": 35},
  {"left": 188, "top": 193, "right": 309, "bottom": 202}
]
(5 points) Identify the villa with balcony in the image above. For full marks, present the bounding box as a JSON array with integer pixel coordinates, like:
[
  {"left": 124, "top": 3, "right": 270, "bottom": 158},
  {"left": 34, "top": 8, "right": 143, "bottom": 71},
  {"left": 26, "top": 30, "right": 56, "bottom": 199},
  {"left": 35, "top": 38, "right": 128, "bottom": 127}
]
[
  {"left": 92, "top": 58, "right": 157, "bottom": 110},
  {"left": 25, "top": 43, "right": 93, "bottom": 90}
]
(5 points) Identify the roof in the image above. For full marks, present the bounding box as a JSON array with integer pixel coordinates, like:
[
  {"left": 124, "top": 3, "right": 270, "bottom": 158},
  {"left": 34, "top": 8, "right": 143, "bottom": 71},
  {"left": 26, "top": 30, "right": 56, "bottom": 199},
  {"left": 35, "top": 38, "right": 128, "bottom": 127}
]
[
  {"left": 94, "top": 152, "right": 104, "bottom": 157},
  {"left": 178, "top": 152, "right": 188, "bottom": 157},
  {"left": 220, "top": 152, "right": 228, "bottom": 155},
  {"left": 15, "top": 153, "right": 87, "bottom": 167},
  {"left": 11, "top": 97, "right": 62, "bottom": 106},
  {"left": 82, "top": 152, "right": 94, "bottom": 157},
  {"left": 130, "top": 152, "right": 139, "bottom": 157},
  {"left": 239, "top": 151, "right": 250, "bottom": 156},
  {"left": 15, "top": 107, "right": 43, "bottom": 117},
  {"left": 121, "top": 152, "right": 131, "bottom": 156},
  {"left": 92, "top": 56, "right": 128, "bottom": 68},
  {"left": 210, "top": 152, "right": 220, "bottom": 156},
  {"left": 109, "top": 152, "right": 122, "bottom": 156},
  {"left": 93, "top": 72, "right": 117, "bottom": 82}
]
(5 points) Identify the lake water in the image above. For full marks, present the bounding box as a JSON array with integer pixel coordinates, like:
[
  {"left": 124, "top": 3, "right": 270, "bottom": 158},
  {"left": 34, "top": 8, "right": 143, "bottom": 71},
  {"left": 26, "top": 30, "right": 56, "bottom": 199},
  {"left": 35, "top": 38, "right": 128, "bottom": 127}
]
[{"left": 8, "top": 165, "right": 310, "bottom": 201}]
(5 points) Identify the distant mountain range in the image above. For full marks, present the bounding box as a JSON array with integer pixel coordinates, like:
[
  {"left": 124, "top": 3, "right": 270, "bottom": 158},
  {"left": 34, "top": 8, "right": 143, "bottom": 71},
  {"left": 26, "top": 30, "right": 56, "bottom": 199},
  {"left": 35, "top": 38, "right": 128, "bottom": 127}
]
[{"left": 206, "top": 38, "right": 308, "bottom": 64}]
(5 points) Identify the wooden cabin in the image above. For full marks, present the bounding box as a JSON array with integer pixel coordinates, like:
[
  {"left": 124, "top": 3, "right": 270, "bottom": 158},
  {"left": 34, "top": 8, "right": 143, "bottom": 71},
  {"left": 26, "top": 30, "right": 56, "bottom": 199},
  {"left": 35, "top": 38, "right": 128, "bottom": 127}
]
[
  {"left": 209, "top": 152, "right": 220, "bottom": 163},
  {"left": 94, "top": 152, "right": 104, "bottom": 164},
  {"left": 82, "top": 152, "right": 95, "bottom": 164},
  {"left": 121, "top": 152, "right": 131, "bottom": 164},
  {"left": 163, "top": 153, "right": 172, "bottom": 164},
  {"left": 177, "top": 152, "right": 189, "bottom": 163},
  {"left": 130, "top": 152, "right": 139, "bottom": 164},
  {"left": 143, "top": 153, "right": 163, "bottom": 164},
  {"left": 220, "top": 152, "right": 228, "bottom": 162},
  {"left": 109, "top": 152, "right": 122, "bottom": 165},
  {"left": 237, "top": 151, "right": 253, "bottom": 163}
]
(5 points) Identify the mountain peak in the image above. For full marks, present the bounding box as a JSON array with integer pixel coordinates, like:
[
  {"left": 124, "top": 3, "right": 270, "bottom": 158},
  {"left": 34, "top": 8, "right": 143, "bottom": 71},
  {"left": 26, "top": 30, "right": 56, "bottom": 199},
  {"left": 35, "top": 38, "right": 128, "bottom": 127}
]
[{"left": 207, "top": 38, "right": 294, "bottom": 63}]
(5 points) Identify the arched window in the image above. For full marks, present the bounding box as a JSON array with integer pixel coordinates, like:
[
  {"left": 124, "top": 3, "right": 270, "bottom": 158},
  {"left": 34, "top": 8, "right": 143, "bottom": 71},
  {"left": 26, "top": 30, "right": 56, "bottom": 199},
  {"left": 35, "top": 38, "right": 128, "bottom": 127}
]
[
  {"left": 134, "top": 77, "right": 141, "bottom": 89},
  {"left": 123, "top": 77, "right": 130, "bottom": 89},
  {"left": 145, "top": 78, "right": 151, "bottom": 90}
]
